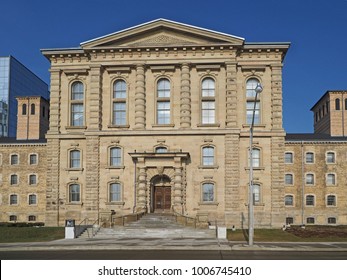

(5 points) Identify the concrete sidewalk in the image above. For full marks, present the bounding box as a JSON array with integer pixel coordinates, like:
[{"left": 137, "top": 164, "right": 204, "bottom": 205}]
[{"left": 1, "top": 237, "right": 347, "bottom": 252}]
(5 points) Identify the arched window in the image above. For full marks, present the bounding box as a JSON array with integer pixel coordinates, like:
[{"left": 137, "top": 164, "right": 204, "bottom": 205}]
[
  {"left": 335, "top": 98, "right": 340, "bottom": 110},
  {"left": 327, "top": 195, "right": 336, "bottom": 206},
  {"left": 285, "top": 195, "right": 294, "bottom": 206},
  {"left": 246, "top": 78, "right": 261, "bottom": 124},
  {"left": 202, "top": 182, "right": 214, "bottom": 202},
  {"left": 71, "top": 81, "right": 84, "bottom": 126},
  {"left": 30, "top": 104, "right": 35, "bottom": 115},
  {"left": 69, "top": 150, "right": 81, "bottom": 168},
  {"left": 157, "top": 78, "right": 171, "bottom": 124},
  {"left": 10, "top": 154, "right": 18, "bottom": 165},
  {"left": 69, "top": 184, "right": 80, "bottom": 202},
  {"left": 29, "top": 194, "right": 37, "bottom": 205},
  {"left": 305, "top": 173, "right": 314, "bottom": 185},
  {"left": 10, "top": 194, "right": 18, "bottom": 205},
  {"left": 113, "top": 80, "right": 127, "bottom": 125},
  {"left": 10, "top": 174, "right": 18, "bottom": 185},
  {"left": 201, "top": 78, "right": 215, "bottom": 124},
  {"left": 285, "top": 152, "right": 293, "bottom": 164},
  {"left": 285, "top": 174, "right": 293, "bottom": 185},
  {"left": 202, "top": 146, "right": 215, "bottom": 166},
  {"left": 155, "top": 146, "right": 168, "bottom": 153},
  {"left": 326, "top": 173, "right": 336, "bottom": 185},
  {"left": 109, "top": 183, "right": 122, "bottom": 202},
  {"left": 326, "top": 152, "right": 336, "bottom": 163},
  {"left": 29, "top": 174, "right": 37, "bottom": 185},
  {"left": 306, "top": 195, "right": 315, "bottom": 206},
  {"left": 22, "top": 104, "right": 27, "bottom": 115},
  {"left": 110, "top": 147, "right": 122, "bottom": 167},
  {"left": 305, "top": 152, "right": 314, "bottom": 163}
]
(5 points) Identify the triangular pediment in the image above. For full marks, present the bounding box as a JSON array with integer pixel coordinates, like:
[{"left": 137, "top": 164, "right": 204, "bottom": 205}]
[{"left": 81, "top": 19, "right": 244, "bottom": 49}]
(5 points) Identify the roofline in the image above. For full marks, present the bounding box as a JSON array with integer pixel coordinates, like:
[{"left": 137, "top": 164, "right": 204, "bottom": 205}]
[
  {"left": 80, "top": 18, "right": 245, "bottom": 46},
  {"left": 310, "top": 90, "right": 347, "bottom": 111}
]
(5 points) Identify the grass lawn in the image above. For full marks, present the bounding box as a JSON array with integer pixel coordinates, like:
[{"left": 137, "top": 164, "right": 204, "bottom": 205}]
[
  {"left": 0, "top": 227, "right": 64, "bottom": 243},
  {"left": 227, "top": 226, "right": 347, "bottom": 242}
]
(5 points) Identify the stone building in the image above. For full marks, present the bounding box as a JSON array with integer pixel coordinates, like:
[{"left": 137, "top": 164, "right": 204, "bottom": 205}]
[
  {"left": 41, "top": 19, "right": 290, "bottom": 227},
  {"left": 284, "top": 91, "right": 347, "bottom": 226},
  {"left": 1, "top": 19, "right": 346, "bottom": 228},
  {"left": 0, "top": 96, "right": 49, "bottom": 223}
]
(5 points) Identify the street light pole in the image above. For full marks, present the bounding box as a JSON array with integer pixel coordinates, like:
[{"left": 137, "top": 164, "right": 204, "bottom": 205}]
[{"left": 248, "top": 82, "right": 263, "bottom": 246}]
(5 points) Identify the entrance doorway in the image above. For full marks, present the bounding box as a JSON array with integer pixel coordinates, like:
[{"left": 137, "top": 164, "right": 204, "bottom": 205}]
[{"left": 151, "top": 175, "right": 171, "bottom": 213}]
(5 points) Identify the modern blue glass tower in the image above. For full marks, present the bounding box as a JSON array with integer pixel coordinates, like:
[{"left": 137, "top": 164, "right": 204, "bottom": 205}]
[{"left": 0, "top": 56, "right": 49, "bottom": 137}]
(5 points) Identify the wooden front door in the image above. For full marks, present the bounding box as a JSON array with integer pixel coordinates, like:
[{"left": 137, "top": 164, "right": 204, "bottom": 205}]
[{"left": 154, "top": 186, "right": 171, "bottom": 211}]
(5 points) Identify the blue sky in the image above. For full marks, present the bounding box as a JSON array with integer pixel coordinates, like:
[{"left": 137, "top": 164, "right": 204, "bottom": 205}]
[{"left": 1, "top": 0, "right": 346, "bottom": 133}]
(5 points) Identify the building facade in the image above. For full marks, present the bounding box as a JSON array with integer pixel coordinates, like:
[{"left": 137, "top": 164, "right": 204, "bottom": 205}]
[
  {"left": 2, "top": 19, "right": 344, "bottom": 228},
  {"left": 41, "top": 19, "right": 289, "bottom": 227},
  {"left": 0, "top": 56, "right": 49, "bottom": 137}
]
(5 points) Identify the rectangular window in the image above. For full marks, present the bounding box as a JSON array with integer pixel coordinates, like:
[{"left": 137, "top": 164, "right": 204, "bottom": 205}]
[
  {"left": 69, "top": 184, "right": 80, "bottom": 202},
  {"left": 201, "top": 101, "right": 215, "bottom": 124},
  {"left": 327, "top": 195, "right": 336, "bottom": 206},
  {"left": 285, "top": 195, "right": 293, "bottom": 206},
  {"left": 202, "top": 183, "right": 214, "bottom": 202},
  {"left": 110, "top": 183, "right": 121, "bottom": 202},
  {"left": 306, "top": 195, "right": 315, "bottom": 206},
  {"left": 71, "top": 104, "right": 84, "bottom": 126},
  {"left": 110, "top": 148, "right": 122, "bottom": 166},
  {"left": 157, "top": 101, "right": 171, "bottom": 124},
  {"left": 202, "top": 147, "right": 214, "bottom": 166},
  {"left": 29, "top": 175, "right": 37, "bottom": 185},
  {"left": 70, "top": 150, "right": 81, "bottom": 168},
  {"left": 246, "top": 101, "right": 260, "bottom": 124},
  {"left": 113, "top": 102, "right": 126, "bottom": 125}
]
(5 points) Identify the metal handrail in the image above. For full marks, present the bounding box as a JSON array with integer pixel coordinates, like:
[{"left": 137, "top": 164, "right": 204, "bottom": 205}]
[
  {"left": 111, "top": 212, "right": 146, "bottom": 227},
  {"left": 173, "top": 211, "right": 197, "bottom": 228}
]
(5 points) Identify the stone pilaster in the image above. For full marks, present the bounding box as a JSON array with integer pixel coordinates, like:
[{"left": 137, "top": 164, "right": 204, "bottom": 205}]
[
  {"left": 225, "top": 62, "right": 238, "bottom": 128},
  {"left": 173, "top": 167, "right": 183, "bottom": 213},
  {"left": 85, "top": 136, "right": 100, "bottom": 220},
  {"left": 180, "top": 63, "right": 191, "bottom": 128},
  {"left": 45, "top": 138, "right": 60, "bottom": 226},
  {"left": 47, "top": 69, "right": 61, "bottom": 133},
  {"left": 271, "top": 136, "right": 285, "bottom": 227},
  {"left": 137, "top": 167, "right": 147, "bottom": 210},
  {"left": 134, "top": 64, "right": 146, "bottom": 129},
  {"left": 224, "top": 133, "right": 241, "bottom": 226},
  {"left": 88, "top": 66, "right": 103, "bottom": 131},
  {"left": 271, "top": 64, "right": 283, "bottom": 130}
]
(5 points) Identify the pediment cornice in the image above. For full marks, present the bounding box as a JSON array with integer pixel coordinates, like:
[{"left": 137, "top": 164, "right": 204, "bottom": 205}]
[{"left": 80, "top": 19, "right": 245, "bottom": 49}]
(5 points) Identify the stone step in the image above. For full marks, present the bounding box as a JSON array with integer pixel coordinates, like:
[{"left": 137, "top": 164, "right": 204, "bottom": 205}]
[{"left": 91, "top": 213, "right": 216, "bottom": 239}]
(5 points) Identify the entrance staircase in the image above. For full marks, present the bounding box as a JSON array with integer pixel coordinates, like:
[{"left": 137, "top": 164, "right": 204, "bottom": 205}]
[{"left": 80, "top": 213, "right": 216, "bottom": 239}]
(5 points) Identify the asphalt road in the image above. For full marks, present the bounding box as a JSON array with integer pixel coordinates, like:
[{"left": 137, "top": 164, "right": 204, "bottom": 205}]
[{"left": 1, "top": 249, "right": 347, "bottom": 260}]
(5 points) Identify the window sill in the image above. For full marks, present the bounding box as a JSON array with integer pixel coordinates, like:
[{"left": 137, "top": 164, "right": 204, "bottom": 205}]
[
  {"left": 198, "top": 165, "right": 219, "bottom": 169},
  {"left": 244, "top": 167, "right": 265, "bottom": 171},
  {"left": 254, "top": 203, "right": 265, "bottom": 206},
  {"left": 197, "top": 123, "right": 220, "bottom": 127},
  {"left": 152, "top": 124, "right": 175, "bottom": 128},
  {"left": 65, "top": 168, "right": 84, "bottom": 172},
  {"left": 65, "top": 126, "right": 87, "bottom": 130},
  {"left": 106, "top": 166, "right": 125, "bottom": 169},
  {"left": 242, "top": 124, "right": 266, "bottom": 128},
  {"left": 105, "top": 202, "right": 125, "bottom": 206},
  {"left": 198, "top": 202, "right": 219, "bottom": 206},
  {"left": 108, "top": 125, "right": 130, "bottom": 129}
]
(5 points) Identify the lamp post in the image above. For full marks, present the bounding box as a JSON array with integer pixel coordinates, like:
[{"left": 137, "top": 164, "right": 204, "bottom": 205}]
[{"left": 248, "top": 82, "right": 263, "bottom": 246}]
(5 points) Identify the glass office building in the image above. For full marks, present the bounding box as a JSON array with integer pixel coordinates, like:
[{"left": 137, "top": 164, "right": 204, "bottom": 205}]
[{"left": 0, "top": 56, "right": 49, "bottom": 137}]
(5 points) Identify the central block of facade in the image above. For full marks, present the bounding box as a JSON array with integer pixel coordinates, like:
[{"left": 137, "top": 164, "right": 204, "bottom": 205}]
[{"left": 41, "top": 19, "right": 290, "bottom": 227}]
